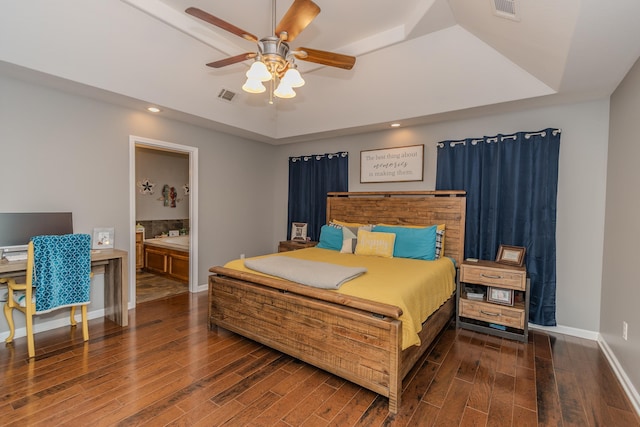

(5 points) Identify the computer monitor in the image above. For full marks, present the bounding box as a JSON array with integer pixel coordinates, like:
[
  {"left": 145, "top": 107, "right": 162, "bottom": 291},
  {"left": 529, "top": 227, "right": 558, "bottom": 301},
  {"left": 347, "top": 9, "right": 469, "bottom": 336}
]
[{"left": 0, "top": 212, "right": 73, "bottom": 254}]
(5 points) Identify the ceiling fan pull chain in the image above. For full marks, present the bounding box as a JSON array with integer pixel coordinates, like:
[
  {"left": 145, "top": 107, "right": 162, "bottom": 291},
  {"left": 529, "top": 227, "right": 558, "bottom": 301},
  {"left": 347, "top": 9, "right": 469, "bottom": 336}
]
[{"left": 269, "top": 79, "right": 275, "bottom": 105}]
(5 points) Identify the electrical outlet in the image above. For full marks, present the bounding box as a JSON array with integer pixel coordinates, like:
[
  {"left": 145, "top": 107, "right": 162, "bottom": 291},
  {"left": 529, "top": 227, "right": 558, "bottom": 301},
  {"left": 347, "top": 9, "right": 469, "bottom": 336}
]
[
  {"left": 623, "top": 321, "right": 628, "bottom": 341},
  {"left": 240, "top": 253, "right": 245, "bottom": 259}
]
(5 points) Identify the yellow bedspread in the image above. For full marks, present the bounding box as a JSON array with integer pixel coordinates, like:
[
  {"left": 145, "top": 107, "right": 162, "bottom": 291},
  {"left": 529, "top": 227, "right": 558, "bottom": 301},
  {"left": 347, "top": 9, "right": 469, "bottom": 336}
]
[{"left": 223, "top": 247, "right": 456, "bottom": 350}]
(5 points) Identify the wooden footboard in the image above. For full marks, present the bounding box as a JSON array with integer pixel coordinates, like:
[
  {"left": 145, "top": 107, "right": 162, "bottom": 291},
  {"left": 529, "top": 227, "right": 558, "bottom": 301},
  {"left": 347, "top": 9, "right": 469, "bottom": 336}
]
[
  {"left": 209, "top": 269, "right": 455, "bottom": 413},
  {"left": 209, "top": 273, "right": 404, "bottom": 411}
]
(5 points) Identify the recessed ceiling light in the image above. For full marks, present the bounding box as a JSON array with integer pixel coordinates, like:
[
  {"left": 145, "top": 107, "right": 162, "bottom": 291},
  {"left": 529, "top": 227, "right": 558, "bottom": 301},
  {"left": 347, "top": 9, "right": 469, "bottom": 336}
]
[
  {"left": 147, "top": 107, "right": 161, "bottom": 113},
  {"left": 390, "top": 123, "right": 401, "bottom": 128}
]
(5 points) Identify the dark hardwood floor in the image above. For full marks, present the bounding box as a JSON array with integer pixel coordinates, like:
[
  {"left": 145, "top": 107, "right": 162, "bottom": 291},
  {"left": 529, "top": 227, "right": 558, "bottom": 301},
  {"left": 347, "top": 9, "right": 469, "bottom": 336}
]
[{"left": 0, "top": 291, "right": 638, "bottom": 426}]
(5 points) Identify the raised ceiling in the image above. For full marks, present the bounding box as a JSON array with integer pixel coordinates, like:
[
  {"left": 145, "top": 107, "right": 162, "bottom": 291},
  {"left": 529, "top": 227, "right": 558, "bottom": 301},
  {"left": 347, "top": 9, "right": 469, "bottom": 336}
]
[{"left": 1, "top": 0, "right": 639, "bottom": 144}]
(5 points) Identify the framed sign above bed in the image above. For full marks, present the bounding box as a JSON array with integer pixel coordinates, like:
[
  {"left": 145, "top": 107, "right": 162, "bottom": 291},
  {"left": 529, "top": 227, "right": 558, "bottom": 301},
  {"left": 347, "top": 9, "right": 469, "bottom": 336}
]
[{"left": 360, "top": 144, "right": 424, "bottom": 183}]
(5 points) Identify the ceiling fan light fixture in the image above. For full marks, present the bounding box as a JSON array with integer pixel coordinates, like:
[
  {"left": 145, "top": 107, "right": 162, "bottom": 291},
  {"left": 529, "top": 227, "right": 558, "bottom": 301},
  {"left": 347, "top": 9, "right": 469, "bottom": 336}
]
[
  {"left": 281, "top": 68, "right": 305, "bottom": 88},
  {"left": 246, "top": 60, "right": 271, "bottom": 82},
  {"left": 242, "top": 78, "right": 267, "bottom": 94},
  {"left": 187, "top": 1, "right": 355, "bottom": 104},
  {"left": 274, "top": 82, "right": 296, "bottom": 99}
]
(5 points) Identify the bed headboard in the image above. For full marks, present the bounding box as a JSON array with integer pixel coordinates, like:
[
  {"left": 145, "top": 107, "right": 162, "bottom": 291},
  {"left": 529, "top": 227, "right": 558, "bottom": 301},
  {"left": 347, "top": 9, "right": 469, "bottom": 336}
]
[{"left": 326, "top": 191, "right": 467, "bottom": 266}]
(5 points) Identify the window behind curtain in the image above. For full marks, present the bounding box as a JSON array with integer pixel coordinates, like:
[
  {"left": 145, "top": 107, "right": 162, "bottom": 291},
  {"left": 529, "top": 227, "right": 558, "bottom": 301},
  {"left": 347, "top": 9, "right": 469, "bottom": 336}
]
[
  {"left": 287, "top": 152, "right": 349, "bottom": 241},
  {"left": 436, "top": 129, "right": 560, "bottom": 326}
]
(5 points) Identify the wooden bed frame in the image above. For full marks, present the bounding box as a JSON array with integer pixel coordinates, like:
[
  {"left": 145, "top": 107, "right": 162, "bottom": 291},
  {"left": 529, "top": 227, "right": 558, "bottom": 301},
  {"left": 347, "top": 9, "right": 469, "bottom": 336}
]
[{"left": 208, "top": 191, "right": 466, "bottom": 413}]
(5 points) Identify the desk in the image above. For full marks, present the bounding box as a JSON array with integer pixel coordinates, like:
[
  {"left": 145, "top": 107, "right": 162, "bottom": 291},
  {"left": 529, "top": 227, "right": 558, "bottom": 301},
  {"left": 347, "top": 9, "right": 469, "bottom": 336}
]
[{"left": 0, "top": 249, "right": 129, "bottom": 327}]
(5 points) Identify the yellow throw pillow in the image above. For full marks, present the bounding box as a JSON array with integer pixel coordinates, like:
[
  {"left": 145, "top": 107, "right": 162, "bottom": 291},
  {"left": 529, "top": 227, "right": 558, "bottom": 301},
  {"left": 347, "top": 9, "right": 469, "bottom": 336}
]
[{"left": 354, "top": 230, "right": 396, "bottom": 258}]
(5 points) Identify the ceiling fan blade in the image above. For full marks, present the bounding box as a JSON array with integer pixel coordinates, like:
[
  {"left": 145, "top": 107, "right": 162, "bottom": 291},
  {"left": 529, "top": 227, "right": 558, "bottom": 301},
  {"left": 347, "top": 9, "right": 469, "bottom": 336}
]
[
  {"left": 186, "top": 7, "right": 258, "bottom": 42},
  {"left": 275, "top": 0, "right": 320, "bottom": 42},
  {"left": 206, "top": 53, "right": 257, "bottom": 68},
  {"left": 294, "top": 47, "right": 356, "bottom": 70}
]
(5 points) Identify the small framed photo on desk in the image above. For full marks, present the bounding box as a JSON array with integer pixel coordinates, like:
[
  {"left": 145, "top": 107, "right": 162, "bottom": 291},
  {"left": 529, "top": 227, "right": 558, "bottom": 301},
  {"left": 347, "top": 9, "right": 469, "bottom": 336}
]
[{"left": 92, "top": 227, "right": 114, "bottom": 250}]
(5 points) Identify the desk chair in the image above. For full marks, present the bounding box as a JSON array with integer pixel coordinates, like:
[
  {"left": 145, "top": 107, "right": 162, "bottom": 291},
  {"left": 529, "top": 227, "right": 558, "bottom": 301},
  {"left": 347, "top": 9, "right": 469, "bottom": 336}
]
[{"left": 1, "top": 234, "right": 92, "bottom": 358}]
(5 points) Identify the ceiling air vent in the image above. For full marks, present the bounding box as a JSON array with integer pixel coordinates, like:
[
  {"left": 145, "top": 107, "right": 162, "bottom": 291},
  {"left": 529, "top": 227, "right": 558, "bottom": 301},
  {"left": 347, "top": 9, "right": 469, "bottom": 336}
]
[
  {"left": 491, "top": 0, "right": 520, "bottom": 21},
  {"left": 217, "top": 88, "right": 237, "bottom": 103}
]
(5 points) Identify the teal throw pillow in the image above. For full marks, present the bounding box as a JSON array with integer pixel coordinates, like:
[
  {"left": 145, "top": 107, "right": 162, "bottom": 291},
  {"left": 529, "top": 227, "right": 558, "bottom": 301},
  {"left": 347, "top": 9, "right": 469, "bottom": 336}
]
[
  {"left": 316, "top": 225, "right": 343, "bottom": 251},
  {"left": 373, "top": 225, "right": 437, "bottom": 260}
]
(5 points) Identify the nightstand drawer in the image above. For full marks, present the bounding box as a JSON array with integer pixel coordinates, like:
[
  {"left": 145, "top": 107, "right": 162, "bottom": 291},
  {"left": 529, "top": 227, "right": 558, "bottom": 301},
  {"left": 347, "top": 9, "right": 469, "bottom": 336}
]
[
  {"left": 460, "top": 266, "right": 526, "bottom": 291},
  {"left": 459, "top": 299, "right": 525, "bottom": 329}
]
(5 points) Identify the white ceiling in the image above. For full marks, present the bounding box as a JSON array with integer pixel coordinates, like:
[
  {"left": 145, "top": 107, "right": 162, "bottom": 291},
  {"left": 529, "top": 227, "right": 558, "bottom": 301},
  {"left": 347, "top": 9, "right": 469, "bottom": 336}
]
[{"left": 1, "top": 0, "right": 639, "bottom": 145}]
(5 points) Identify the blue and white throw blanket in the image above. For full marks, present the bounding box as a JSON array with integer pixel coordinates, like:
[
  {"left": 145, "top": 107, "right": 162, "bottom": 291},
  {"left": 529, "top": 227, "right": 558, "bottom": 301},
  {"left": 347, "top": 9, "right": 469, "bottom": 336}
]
[{"left": 32, "top": 234, "right": 91, "bottom": 313}]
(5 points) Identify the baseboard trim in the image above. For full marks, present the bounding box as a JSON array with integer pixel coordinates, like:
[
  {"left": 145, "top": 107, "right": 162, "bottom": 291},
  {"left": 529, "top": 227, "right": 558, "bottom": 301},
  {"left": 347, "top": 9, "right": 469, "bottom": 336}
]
[
  {"left": 0, "top": 308, "right": 106, "bottom": 342},
  {"left": 598, "top": 336, "right": 640, "bottom": 417},
  {"left": 528, "top": 323, "right": 639, "bottom": 417},
  {"left": 528, "top": 322, "right": 599, "bottom": 340},
  {"left": 2, "top": 284, "right": 210, "bottom": 340}
]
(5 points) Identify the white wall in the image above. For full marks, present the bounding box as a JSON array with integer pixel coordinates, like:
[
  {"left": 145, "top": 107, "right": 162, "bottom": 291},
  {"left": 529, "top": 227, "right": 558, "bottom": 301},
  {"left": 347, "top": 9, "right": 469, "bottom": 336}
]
[
  {"left": 0, "top": 73, "right": 278, "bottom": 335},
  {"left": 2, "top": 60, "right": 634, "bottom": 400},
  {"left": 601, "top": 56, "right": 640, "bottom": 396},
  {"left": 0, "top": 65, "right": 615, "bottom": 343},
  {"left": 135, "top": 147, "right": 189, "bottom": 221},
  {"left": 274, "top": 99, "right": 611, "bottom": 334}
]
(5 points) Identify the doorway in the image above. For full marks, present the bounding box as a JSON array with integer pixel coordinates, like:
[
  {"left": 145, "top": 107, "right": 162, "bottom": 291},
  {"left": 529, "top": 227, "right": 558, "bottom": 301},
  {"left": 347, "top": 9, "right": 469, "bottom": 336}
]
[{"left": 128, "top": 136, "right": 199, "bottom": 308}]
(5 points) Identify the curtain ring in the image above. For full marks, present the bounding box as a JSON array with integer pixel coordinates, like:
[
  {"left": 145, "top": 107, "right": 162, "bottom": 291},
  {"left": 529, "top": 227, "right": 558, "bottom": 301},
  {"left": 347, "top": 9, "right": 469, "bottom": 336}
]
[{"left": 525, "top": 131, "right": 546, "bottom": 139}]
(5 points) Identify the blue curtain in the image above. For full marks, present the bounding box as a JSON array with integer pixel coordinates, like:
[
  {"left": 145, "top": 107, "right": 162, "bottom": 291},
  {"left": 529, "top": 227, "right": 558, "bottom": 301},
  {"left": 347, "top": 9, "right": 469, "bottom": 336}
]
[
  {"left": 436, "top": 128, "right": 560, "bottom": 326},
  {"left": 288, "top": 152, "right": 349, "bottom": 241}
]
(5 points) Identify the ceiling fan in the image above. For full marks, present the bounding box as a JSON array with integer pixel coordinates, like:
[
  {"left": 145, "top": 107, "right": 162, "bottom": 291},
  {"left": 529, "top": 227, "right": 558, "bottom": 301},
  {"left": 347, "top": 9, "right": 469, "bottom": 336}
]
[{"left": 185, "top": 0, "right": 356, "bottom": 100}]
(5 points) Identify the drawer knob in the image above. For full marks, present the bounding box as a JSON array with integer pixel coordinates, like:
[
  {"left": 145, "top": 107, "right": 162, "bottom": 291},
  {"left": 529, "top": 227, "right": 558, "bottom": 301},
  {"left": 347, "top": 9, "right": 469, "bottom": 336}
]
[{"left": 480, "top": 273, "right": 502, "bottom": 279}]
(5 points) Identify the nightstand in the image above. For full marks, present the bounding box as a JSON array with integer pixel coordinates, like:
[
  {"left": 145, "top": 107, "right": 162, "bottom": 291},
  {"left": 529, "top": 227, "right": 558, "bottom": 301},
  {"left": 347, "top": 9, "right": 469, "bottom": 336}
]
[
  {"left": 278, "top": 240, "right": 318, "bottom": 252},
  {"left": 457, "top": 260, "right": 529, "bottom": 342}
]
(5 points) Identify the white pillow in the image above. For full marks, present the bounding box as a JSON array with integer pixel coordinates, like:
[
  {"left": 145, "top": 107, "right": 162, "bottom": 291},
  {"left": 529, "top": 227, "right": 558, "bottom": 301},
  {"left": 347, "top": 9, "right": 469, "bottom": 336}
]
[
  {"left": 340, "top": 238, "right": 358, "bottom": 254},
  {"left": 340, "top": 225, "right": 373, "bottom": 254}
]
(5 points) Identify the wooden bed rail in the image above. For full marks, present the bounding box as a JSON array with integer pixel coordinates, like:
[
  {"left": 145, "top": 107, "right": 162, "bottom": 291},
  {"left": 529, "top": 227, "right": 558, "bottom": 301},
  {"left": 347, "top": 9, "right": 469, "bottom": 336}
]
[{"left": 209, "top": 266, "right": 403, "bottom": 319}]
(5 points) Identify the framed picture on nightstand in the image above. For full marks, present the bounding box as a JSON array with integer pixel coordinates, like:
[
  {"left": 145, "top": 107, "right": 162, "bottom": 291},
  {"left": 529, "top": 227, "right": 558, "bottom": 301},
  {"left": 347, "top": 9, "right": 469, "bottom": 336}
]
[
  {"left": 488, "top": 286, "right": 514, "bottom": 306},
  {"left": 496, "top": 244, "right": 526, "bottom": 266},
  {"left": 291, "top": 222, "right": 308, "bottom": 241}
]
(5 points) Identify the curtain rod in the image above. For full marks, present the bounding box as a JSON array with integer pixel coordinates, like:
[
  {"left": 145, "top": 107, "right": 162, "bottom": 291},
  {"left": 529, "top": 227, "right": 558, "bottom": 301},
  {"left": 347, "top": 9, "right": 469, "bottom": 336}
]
[
  {"left": 290, "top": 152, "right": 348, "bottom": 162},
  {"left": 437, "top": 128, "right": 562, "bottom": 148}
]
